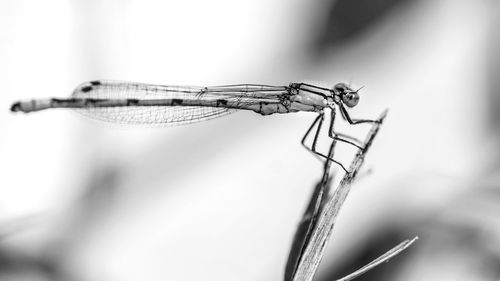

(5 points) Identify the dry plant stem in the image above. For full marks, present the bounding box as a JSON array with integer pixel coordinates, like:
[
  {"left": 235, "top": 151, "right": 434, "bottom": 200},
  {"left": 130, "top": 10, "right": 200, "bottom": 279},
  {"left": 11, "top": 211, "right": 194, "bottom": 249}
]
[
  {"left": 335, "top": 237, "right": 418, "bottom": 281},
  {"left": 291, "top": 109, "right": 417, "bottom": 281},
  {"left": 285, "top": 142, "right": 335, "bottom": 281},
  {"left": 290, "top": 110, "right": 386, "bottom": 281}
]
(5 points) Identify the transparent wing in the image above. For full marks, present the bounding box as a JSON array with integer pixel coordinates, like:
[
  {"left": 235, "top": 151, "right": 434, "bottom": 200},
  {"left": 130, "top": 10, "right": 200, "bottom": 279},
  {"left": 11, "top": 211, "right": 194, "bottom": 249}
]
[
  {"left": 72, "top": 80, "right": 287, "bottom": 126},
  {"left": 77, "top": 105, "right": 235, "bottom": 126}
]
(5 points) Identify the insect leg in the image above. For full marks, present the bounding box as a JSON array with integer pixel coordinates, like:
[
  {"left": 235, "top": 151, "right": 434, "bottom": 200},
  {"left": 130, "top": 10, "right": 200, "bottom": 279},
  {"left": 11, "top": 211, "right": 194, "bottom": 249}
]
[
  {"left": 301, "top": 112, "right": 349, "bottom": 173},
  {"left": 301, "top": 112, "right": 323, "bottom": 151},
  {"left": 339, "top": 103, "right": 380, "bottom": 125},
  {"left": 328, "top": 108, "right": 365, "bottom": 150}
]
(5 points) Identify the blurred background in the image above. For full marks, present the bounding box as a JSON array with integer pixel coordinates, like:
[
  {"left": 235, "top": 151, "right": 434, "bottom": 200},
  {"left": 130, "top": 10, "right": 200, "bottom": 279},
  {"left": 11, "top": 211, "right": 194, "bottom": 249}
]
[{"left": 1, "top": 0, "right": 499, "bottom": 280}]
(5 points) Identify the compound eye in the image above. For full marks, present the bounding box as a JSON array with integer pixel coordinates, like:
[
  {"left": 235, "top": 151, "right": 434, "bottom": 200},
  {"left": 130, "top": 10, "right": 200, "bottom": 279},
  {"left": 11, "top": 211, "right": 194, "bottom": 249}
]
[
  {"left": 334, "top": 83, "right": 348, "bottom": 93},
  {"left": 342, "top": 92, "right": 359, "bottom": 107}
]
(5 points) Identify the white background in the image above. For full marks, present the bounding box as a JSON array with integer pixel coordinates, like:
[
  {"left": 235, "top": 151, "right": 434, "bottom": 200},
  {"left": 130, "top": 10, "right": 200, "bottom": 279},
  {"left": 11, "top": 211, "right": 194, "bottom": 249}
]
[{"left": 0, "top": 1, "right": 497, "bottom": 280}]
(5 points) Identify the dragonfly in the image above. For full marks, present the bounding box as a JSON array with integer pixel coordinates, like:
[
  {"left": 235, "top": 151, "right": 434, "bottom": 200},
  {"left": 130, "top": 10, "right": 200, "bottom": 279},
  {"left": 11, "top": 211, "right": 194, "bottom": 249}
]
[{"left": 10, "top": 80, "right": 379, "bottom": 172}]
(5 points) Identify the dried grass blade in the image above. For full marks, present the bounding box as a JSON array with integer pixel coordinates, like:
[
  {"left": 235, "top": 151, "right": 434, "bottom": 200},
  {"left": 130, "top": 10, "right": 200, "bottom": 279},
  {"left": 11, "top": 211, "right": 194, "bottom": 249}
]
[{"left": 291, "top": 109, "right": 416, "bottom": 281}]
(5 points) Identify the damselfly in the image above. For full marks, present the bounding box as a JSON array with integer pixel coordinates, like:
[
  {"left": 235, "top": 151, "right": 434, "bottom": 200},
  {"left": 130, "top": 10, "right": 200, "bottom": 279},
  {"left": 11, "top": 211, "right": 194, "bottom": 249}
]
[{"left": 10, "top": 80, "right": 379, "bottom": 172}]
